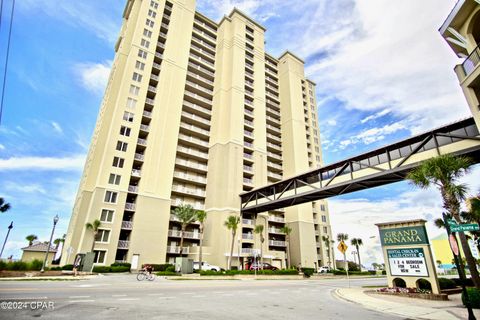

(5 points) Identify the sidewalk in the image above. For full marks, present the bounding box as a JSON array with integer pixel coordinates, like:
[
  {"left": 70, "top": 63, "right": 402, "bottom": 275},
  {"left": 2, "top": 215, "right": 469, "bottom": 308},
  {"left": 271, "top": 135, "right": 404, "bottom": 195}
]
[{"left": 334, "top": 287, "right": 480, "bottom": 320}]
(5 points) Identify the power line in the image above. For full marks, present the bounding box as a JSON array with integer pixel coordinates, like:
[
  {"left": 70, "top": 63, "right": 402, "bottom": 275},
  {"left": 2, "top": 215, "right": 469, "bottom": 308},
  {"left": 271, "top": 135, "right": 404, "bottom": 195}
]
[{"left": 0, "top": 0, "right": 15, "bottom": 126}]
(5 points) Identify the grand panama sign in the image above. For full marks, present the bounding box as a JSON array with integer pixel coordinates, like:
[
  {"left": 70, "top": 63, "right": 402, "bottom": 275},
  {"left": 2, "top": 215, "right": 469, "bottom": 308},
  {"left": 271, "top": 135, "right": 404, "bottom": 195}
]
[{"left": 379, "top": 226, "right": 429, "bottom": 246}]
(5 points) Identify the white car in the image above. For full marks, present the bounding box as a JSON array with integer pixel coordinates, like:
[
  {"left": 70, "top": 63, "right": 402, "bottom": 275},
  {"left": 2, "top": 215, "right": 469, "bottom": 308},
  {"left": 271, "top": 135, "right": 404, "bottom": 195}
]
[
  {"left": 318, "top": 266, "right": 330, "bottom": 273},
  {"left": 193, "top": 261, "right": 221, "bottom": 271}
]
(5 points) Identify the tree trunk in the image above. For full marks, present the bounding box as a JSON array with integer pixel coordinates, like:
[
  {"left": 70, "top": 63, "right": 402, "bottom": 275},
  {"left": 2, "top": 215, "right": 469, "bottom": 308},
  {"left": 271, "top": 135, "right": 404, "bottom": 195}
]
[
  {"left": 458, "top": 230, "right": 480, "bottom": 288},
  {"left": 199, "top": 224, "right": 203, "bottom": 271},
  {"left": 356, "top": 244, "right": 362, "bottom": 272},
  {"left": 228, "top": 230, "right": 235, "bottom": 270},
  {"left": 260, "top": 236, "right": 264, "bottom": 270},
  {"left": 179, "top": 225, "right": 186, "bottom": 255},
  {"left": 91, "top": 231, "right": 97, "bottom": 252},
  {"left": 286, "top": 235, "right": 291, "bottom": 269}
]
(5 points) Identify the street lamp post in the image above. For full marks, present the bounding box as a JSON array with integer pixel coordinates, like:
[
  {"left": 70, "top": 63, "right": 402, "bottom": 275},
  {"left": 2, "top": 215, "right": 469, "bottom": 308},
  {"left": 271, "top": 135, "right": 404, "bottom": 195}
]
[
  {"left": 0, "top": 221, "right": 13, "bottom": 258},
  {"left": 258, "top": 213, "right": 268, "bottom": 270},
  {"left": 41, "top": 215, "right": 59, "bottom": 273}
]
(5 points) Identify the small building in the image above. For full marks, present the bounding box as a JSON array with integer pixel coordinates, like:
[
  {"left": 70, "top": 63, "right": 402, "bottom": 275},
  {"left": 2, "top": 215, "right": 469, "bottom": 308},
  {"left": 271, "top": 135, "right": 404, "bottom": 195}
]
[{"left": 21, "top": 243, "right": 57, "bottom": 265}]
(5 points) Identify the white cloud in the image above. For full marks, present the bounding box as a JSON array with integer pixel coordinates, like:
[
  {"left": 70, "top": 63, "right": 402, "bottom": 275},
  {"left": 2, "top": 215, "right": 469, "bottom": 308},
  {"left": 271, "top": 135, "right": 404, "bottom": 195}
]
[
  {"left": 0, "top": 144, "right": 5, "bottom": 150},
  {"left": 0, "top": 155, "right": 86, "bottom": 171},
  {"left": 327, "top": 119, "right": 337, "bottom": 126},
  {"left": 360, "top": 109, "right": 391, "bottom": 124},
  {"left": 339, "top": 122, "right": 406, "bottom": 149},
  {"left": 51, "top": 121, "right": 63, "bottom": 134},
  {"left": 75, "top": 61, "right": 112, "bottom": 95},
  {"left": 4, "top": 182, "right": 47, "bottom": 195}
]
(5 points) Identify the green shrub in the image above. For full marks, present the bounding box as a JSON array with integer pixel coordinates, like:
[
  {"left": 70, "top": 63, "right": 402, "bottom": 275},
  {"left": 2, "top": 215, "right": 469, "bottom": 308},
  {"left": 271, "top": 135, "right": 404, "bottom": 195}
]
[
  {"left": 200, "top": 270, "right": 225, "bottom": 276},
  {"left": 301, "top": 268, "right": 315, "bottom": 278},
  {"left": 92, "top": 266, "right": 111, "bottom": 273},
  {"left": 165, "top": 265, "right": 175, "bottom": 272},
  {"left": 110, "top": 266, "right": 130, "bottom": 273},
  {"left": 150, "top": 264, "right": 173, "bottom": 272},
  {"left": 417, "top": 279, "right": 432, "bottom": 291},
  {"left": 368, "top": 270, "right": 377, "bottom": 275},
  {"left": 111, "top": 262, "right": 131, "bottom": 268},
  {"left": 62, "top": 264, "right": 74, "bottom": 270},
  {"left": 49, "top": 266, "right": 62, "bottom": 271},
  {"left": 381, "top": 270, "right": 386, "bottom": 275},
  {"left": 0, "top": 260, "right": 6, "bottom": 270},
  {"left": 454, "top": 278, "right": 474, "bottom": 287},
  {"left": 462, "top": 287, "right": 480, "bottom": 308},
  {"left": 29, "top": 259, "right": 43, "bottom": 271},
  {"left": 7, "top": 261, "right": 28, "bottom": 271},
  {"left": 438, "top": 278, "right": 456, "bottom": 290},
  {"left": 156, "top": 271, "right": 178, "bottom": 276}
]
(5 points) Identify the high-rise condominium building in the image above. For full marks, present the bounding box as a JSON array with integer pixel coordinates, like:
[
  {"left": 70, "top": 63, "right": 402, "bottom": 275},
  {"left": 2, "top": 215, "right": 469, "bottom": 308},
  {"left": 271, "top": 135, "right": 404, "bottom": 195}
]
[{"left": 61, "top": 0, "right": 334, "bottom": 270}]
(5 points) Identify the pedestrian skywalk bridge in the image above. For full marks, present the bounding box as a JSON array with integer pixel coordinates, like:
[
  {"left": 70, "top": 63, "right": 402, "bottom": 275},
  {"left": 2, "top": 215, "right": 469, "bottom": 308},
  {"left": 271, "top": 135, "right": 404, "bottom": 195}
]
[{"left": 240, "top": 117, "right": 480, "bottom": 214}]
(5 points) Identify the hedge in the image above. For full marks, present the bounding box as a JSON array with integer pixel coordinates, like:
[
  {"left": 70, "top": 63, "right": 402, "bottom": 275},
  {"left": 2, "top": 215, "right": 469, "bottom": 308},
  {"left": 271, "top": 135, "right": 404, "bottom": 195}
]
[
  {"left": 156, "top": 271, "right": 178, "bottom": 276},
  {"left": 200, "top": 269, "right": 299, "bottom": 276},
  {"left": 438, "top": 278, "right": 456, "bottom": 290},
  {"left": 453, "top": 278, "right": 474, "bottom": 287},
  {"left": 301, "top": 268, "right": 315, "bottom": 278},
  {"left": 62, "top": 264, "right": 74, "bottom": 270},
  {"left": 0, "top": 259, "right": 45, "bottom": 271},
  {"left": 148, "top": 264, "right": 173, "bottom": 272},
  {"left": 111, "top": 262, "right": 131, "bottom": 269},
  {"left": 332, "top": 269, "right": 373, "bottom": 276},
  {"left": 463, "top": 287, "right": 480, "bottom": 308},
  {"left": 92, "top": 265, "right": 130, "bottom": 273}
]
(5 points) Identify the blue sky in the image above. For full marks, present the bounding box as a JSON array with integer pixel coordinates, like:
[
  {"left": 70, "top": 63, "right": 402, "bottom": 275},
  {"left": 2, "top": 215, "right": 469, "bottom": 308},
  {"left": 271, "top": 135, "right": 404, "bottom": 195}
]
[{"left": 0, "top": 0, "right": 477, "bottom": 266}]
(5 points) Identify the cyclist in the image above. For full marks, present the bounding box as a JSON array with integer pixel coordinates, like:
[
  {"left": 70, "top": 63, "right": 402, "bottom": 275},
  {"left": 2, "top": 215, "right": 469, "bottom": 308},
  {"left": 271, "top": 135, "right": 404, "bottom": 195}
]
[{"left": 144, "top": 264, "right": 154, "bottom": 275}]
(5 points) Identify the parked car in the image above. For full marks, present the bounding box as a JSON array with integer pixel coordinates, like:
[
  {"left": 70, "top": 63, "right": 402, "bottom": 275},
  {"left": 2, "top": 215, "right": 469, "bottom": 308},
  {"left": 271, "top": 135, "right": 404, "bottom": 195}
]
[
  {"left": 249, "top": 262, "right": 278, "bottom": 271},
  {"left": 318, "top": 266, "right": 330, "bottom": 273},
  {"left": 193, "top": 261, "right": 221, "bottom": 271}
]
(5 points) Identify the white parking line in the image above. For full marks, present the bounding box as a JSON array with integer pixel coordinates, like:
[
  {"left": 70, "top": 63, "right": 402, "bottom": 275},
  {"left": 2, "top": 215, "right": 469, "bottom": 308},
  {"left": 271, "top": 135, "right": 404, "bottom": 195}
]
[
  {"left": 112, "top": 294, "right": 127, "bottom": 297},
  {"left": 68, "top": 300, "right": 94, "bottom": 303},
  {"left": 69, "top": 296, "right": 90, "bottom": 299},
  {"left": 223, "top": 293, "right": 234, "bottom": 296},
  {"left": 118, "top": 298, "right": 140, "bottom": 301},
  {"left": 213, "top": 291, "right": 225, "bottom": 294},
  {"left": 191, "top": 295, "right": 206, "bottom": 298},
  {"left": 148, "top": 293, "right": 164, "bottom": 296},
  {"left": 180, "top": 292, "right": 194, "bottom": 295}
]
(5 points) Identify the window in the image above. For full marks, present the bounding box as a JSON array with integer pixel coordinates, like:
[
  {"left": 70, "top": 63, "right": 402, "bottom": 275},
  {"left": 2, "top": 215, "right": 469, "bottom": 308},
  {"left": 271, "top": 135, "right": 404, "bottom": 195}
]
[
  {"left": 129, "top": 85, "right": 140, "bottom": 96},
  {"left": 126, "top": 97, "right": 137, "bottom": 109},
  {"left": 140, "top": 39, "right": 150, "bottom": 48},
  {"left": 143, "top": 28, "right": 152, "bottom": 38},
  {"left": 100, "top": 209, "right": 114, "bottom": 222},
  {"left": 123, "top": 111, "right": 134, "bottom": 122},
  {"left": 93, "top": 250, "right": 106, "bottom": 264},
  {"left": 116, "top": 141, "right": 128, "bottom": 152},
  {"left": 138, "top": 49, "right": 147, "bottom": 59},
  {"left": 148, "top": 9, "right": 157, "bottom": 18},
  {"left": 323, "top": 226, "right": 328, "bottom": 233},
  {"left": 135, "top": 61, "right": 145, "bottom": 71},
  {"left": 120, "top": 126, "right": 131, "bottom": 137},
  {"left": 150, "top": 1, "right": 158, "bottom": 9},
  {"left": 104, "top": 191, "right": 118, "bottom": 203},
  {"left": 95, "top": 229, "right": 110, "bottom": 242},
  {"left": 112, "top": 157, "right": 124, "bottom": 168},
  {"left": 109, "top": 173, "right": 121, "bottom": 185},
  {"left": 320, "top": 204, "right": 326, "bottom": 211},
  {"left": 132, "top": 72, "right": 143, "bottom": 82},
  {"left": 310, "top": 98, "right": 314, "bottom": 103},
  {"left": 146, "top": 19, "right": 154, "bottom": 27},
  {"left": 321, "top": 215, "right": 327, "bottom": 223}
]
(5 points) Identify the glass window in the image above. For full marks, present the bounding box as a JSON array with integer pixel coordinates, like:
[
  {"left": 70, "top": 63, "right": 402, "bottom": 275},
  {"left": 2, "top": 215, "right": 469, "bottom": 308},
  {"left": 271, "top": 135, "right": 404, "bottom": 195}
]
[
  {"left": 146, "top": 19, "right": 154, "bottom": 27},
  {"left": 104, "top": 191, "right": 118, "bottom": 203},
  {"left": 108, "top": 173, "right": 121, "bottom": 185},
  {"left": 123, "top": 112, "right": 134, "bottom": 122},
  {"left": 150, "top": 1, "right": 158, "bottom": 9},
  {"left": 129, "top": 85, "right": 140, "bottom": 96},
  {"left": 135, "top": 61, "right": 145, "bottom": 71},
  {"left": 138, "top": 49, "right": 147, "bottom": 59},
  {"left": 120, "top": 126, "right": 131, "bottom": 137},
  {"left": 148, "top": 9, "right": 157, "bottom": 18},
  {"left": 321, "top": 215, "right": 327, "bottom": 222},
  {"left": 143, "top": 28, "right": 152, "bottom": 38},
  {"left": 140, "top": 39, "right": 150, "bottom": 48},
  {"left": 112, "top": 157, "right": 124, "bottom": 168},
  {"left": 95, "top": 229, "right": 110, "bottom": 242},
  {"left": 132, "top": 72, "right": 143, "bottom": 82},
  {"left": 100, "top": 209, "right": 114, "bottom": 222},
  {"left": 94, "top": 250, "right": 106, "bottom": 263},
  {"left": 116, "top": 141, "right": 128, "bottom": 152},
  {"left": 126, "top": 98, "right": 137, "bottom": 109}
]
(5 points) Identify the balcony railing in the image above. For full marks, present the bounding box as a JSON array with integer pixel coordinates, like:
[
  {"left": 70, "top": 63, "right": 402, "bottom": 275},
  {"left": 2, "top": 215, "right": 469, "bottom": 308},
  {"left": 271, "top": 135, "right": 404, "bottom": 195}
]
[
  {"left": 173, "top": 171, "right": 207, "bottom": 183},
  {"left": 241, "top": 248, "right": 254, "bottom": 254},
  {"left": 269, "top": 240, "right": 286, "bottom": 247},
  {"left": 168, "top": 229, "right": 200, "bottom": 239},
  {"left": 267, "top": 161, "right": 282, "bottom": 170},
  {"left": 145, "top": 98, "right": 155, "bottom": 106},
  {"left": 143, "top": 110, "right": 152, "bottom": 118},
  {"left": 166, "top": 246, "right": 190, "bottom": 254},
  {"left": 243, "top": 178, "right": 253, "bottom": 185},
  {"left": 118, "top": 240, "right": 129, "bottom": 248},
  {"left": 269, "top": 227, "right": 285, "bottom": 234},
  {"left": 192, "top": 35, "right": 216, "bottom": 51},
  {"left": 186, "top": 80, "right": 214, "bottom": 95},
  {"left": 183, "top": 101, "right": 212, "bottom": 115},
  {"left": 121, "top": 221, "right": 133, "bottom": 229},
  {"left": 172, "top": 184, "right": 206, "bottom": 197},
  {"left": 179, "top": 122, "right": 210, "bottom": 136},
  {"left": 242, "top": 233, "right": 254, "bottom": 240},
  {"left": 170, "top": 200, "right": 205, "bottom": 210},
  {"left": 178, "top": 134, "right": 209, "bottom": 147},
  {"left": 131, "top": 169, "right": 142, "bottom": 177},
  {"left": 184, "top": 90, "right": 213, "bottom": 105},
  {"left": 242, "top": 218, "right": 254, "bottom": 225},
  {"left": 140, "top": 124, "right": 150, "bottom": 132},
  {"left": 137, "top": 138, "right": 147, "bottom": 146},
  {"left": 176, "top": 145, "right": 209, "bottom": 159},
  {"left": 152, "top": 62, "right": 161, "bottom": 71},
  {"left": 462, "top": 44, "right": 480, "bottom": 76},
  {"left": 187, "top": 71, "right": 214, "bottom": 86},
  {"left": 175, "top": 159, "right": 208, "bottom": 171},
  {"left": 269, "top": 215, "right": 285, "bottom": 223},
  {"left": 125, "top": 203, "right": 136, "bottom": 211},
  {"left": 134, "top": 153, "right": 144, "bottom": 161},
  {"left": 128, "top": 185, "right": 139, "bottom": 193}
]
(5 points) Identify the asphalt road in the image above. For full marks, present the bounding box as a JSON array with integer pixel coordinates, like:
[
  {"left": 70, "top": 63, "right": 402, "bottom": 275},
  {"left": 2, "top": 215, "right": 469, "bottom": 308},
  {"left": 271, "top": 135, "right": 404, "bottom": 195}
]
[{"left": 0, "top": 275, "right": 403, "bottom": 320}]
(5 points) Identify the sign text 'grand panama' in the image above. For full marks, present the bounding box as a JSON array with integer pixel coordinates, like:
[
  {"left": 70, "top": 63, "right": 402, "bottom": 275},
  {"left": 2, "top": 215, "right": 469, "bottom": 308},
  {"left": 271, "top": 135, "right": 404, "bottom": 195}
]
[{"left": 379, "top": 226, "right": 429, "bottom": 246}]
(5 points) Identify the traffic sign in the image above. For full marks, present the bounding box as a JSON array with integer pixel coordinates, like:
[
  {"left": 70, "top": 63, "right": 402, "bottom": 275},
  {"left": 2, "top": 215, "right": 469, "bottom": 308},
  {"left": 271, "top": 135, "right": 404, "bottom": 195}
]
[
  {"left": 337, "top": 241, "right": 348, "bottom": 254},
  {"left": 450, "top": 223, "right": 480, "bottom": 233},
  {"left": 449, "top": 234, "right": 459, "bottom": 256}
]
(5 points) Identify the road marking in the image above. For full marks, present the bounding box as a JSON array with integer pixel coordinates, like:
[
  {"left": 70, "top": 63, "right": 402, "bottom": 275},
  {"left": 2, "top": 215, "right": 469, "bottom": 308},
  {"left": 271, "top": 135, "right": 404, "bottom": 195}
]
[
  {"left": 1, "top": 296, "right": 48, "bottom": 300},
  {"left": 118, "top": 298, "right": 139, "bottom": 301},
  {"left": 112, "top": 294, "right": 127, "bottom": 297},
  {"left": 245, "top": 292, "right": 258, "bottom": 296},
  {"left": 213, "top": 291, "right": 225, "bottom": 294},
  {"left": 223, "top": 293, "right": 234, "bottom": 296},
  {"left": 68, "top": 300, "right": 94, "bottom": 303},
  {"left": 69, "top": 295, "right": 90, "bottom": 299},
  {"left": 148, "top": 293, "right": 164, "bottom": 296},
  {"left": 180, "top": 292, "right": 194, "bottom": 295},
  {"left": 191, "top": 295, "right": 206, "bottom": 298}
]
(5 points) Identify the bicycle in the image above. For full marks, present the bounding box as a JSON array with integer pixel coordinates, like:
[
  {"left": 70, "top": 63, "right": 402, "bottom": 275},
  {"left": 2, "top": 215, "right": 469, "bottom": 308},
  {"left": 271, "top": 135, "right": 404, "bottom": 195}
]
[{"left": 136, "top": 269, "right": 155, "bottom": 281}]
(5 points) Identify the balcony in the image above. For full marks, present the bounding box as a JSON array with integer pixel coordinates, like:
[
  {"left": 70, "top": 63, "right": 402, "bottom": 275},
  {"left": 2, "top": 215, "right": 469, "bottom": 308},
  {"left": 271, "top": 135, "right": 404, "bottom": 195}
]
[
  {"left": 190, "top": 52, "right": 215, "bottom": 69},
  {"left": 245, "top": 109, "right": 254, "bottom": 116},
  {"left": 134, "top": 153, "right": 144, "bottom": 161},
  {"left": 143, "top": 110, "right": 152, "bottom": 118},
  {"left": 131, "top": 169, "right": 142, "bottom": 177},
  {"left": 145, "top": 98, "right": 155, "bottom": 107},
  {"left": 186, "top": 80, "right": 214, "bottom": 96},
  {"left": 118, "top": 240, "right": 129, "bottom": 249},
  {"left": 155, "top": 52, "right": 163, "bottom": 60},
  {"left": 243, "top": 178, "right": 253, "bottom": 185},
  {"left": 125, "top": 203, "right": 136, "bottom": 211},
  {"left": 267, "top": 124, "right": 281, "bottom": 134},
  {"left": 173, "top": 171, "right": 207, "bottom": 184},
  {"left": 171, "top": 184, "right": 206, "bottom": 197},
  {"left": 244, "top": 130, "right": 253, "bottom": 138},
  {"left": 269, "top": 215, "right": 285, "bottom": 223},
  {"left": 183, "top": 100, "right": 212, "bottom": 116},
  {"left": 266, "top": 99, "right": 280, "bottom": 109},
  {"left": 244, "top": 141, "right": 254, "bottom": 149},
  {"left": 191, "top": 35, "right": 216, "bottom": 51},
  {"left": 194, "top": 19, "right": 217, "bottom": 34},
  {"left": 184, "top": 90, "right": 213, "bottom": 105},
  {"left": 140, "top": 124, "right": 150, "bottom": 132},
  {"left": 269, "top": 240, "right": 286, "bottom": 247},
  {"left": 267, "top": 161, "right": 282, "bottom": 170},
  {"left": 244, "top": 119, "right": 254, "bottom": 128},
  {"left": 152, "top": 62, "right": 161, "bottom": 71},
  {"left": 168, "top": 229, "right": 200, "bottom": 239},
  {"left": 462, "top": 43, "right": 480, "bottom": 76},
  {"left": 193, "top": 27, "right": 216, "bottom": 43},
  {"left": 243, "top": 165, "right": 253, "bottom": 173},
  {"left": 242, "top": 218, "right": 254, "bottom": 225},
  {"left": 161, "top": 23, "right": 169, "bottom": 30},
  {"left": 267, "top": 152, "right": 282, "bottom": 161},
  {"left": 175, "top": 159, "right": 208, "bottom": 172},
  {"left": 179, "top": 122, "right": 210, "bottom": 138},
  {"left": 267, "top": 142, "right": 281, "bottom": 151},
  {"left": 187, "top": 71, "right": 214, "bottom": 86},
  {"left": 169, "top": 213, "right": 201, "bottom": 224},
  {"left": 243, "top": 153, "right": 253, "bottom": 160},
  {"left": 176, "top": 145, "right": 209, "bottom": 160},
  {"left": 148, "top": 85, "right": 157, "bottom": 93},
  {"left": 150, "top": 74, "right": 159, "bottom": 82},
  {"left": 269, "top": 227, "right": 285, "bottom": 234},
  {"left": 241, "top": 248, "right": 254, "bottom": 254},
  {"left": 242, "top": 233, "right": 254, "bottom": 240},
  {"left": 181, "top": 111, "right": 211, "bottom": 126},
  {"left": 191, "top": 43, "right": 216, "bottom": 60},
  {"left": 178, "top": 134, "right": 209, "bottom": 148},
  {"left": 170, "top": 200, "right": 205, "bottom": 211},
  {"left": 121, "top": 221, "right": 133, "bottom": 230},
  {"left": 128, "top": 185, "right": 139, "bottom": 193},
  {"left": 159, "top": 32, "right": 167, "bottom": 39},
  {"left": 166, "top": 246, "right": 190, "bottom": 254},
  {"left": 137, "top": 138, "right": 147, "bottom": 146}
]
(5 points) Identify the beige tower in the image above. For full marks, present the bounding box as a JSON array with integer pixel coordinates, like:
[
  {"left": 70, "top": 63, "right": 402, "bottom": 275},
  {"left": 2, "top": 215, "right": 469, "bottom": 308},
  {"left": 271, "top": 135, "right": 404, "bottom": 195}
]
[{"left": 61, "top": 0, "right": 333, "bottom": 270}]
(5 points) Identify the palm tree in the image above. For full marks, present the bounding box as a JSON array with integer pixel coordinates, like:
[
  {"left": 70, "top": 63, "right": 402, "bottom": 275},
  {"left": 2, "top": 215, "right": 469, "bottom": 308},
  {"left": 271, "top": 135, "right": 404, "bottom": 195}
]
[
  {"left": 0, "top": 198, "right": 11, "bottom": 213},
  {"left": 224, "top": 215, "right": 240, "bottom": 270},
  {"left": 196, "top": 210, "right": 207, "bottom": 271},
  {"left": 85, "top": 219, "right": 101, "bottom": 252},
  {"left": 406, "top": 154, "right": 480, "bottom": 288},
  {"left": 171, "top": 204, "right": 197, "bottom": 255},
  {"left": 25, "top": 234, "right": 38, "bottom": 246},
  {"left": 53, "top": 238, "right": 62, "bottom": 250},
  {"left": 350, "top": 238, "right": 364, "bottom": 271},
  {"left": 254, "top": 224, "right": 265, "bottom": 269},
  {"left": 322, "top": 235, "right": 334, "bottom": 268},
  {"left": 280, "top": 226, "right": 292, "bottom": 268},
  {"left": 337, "top": 233, "right": 349, "bottom": 242}
]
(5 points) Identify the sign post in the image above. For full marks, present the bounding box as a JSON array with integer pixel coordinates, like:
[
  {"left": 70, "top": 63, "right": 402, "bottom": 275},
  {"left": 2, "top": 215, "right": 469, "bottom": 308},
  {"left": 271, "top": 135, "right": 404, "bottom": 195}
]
[
  {"left": 337, "top": 241, "right": 350, "bottom": 287},
  {"left": 443, "top": 213, "right": 476, "bottom": 320}
]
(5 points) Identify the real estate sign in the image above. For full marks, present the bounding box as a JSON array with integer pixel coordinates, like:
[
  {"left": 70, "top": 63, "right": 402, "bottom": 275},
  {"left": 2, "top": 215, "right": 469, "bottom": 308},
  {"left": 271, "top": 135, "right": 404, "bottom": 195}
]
[
  {"left": 387, "top": 248, "right": 428, "bottom": 277},
  {"left": 379, "top": 226, "right": 428, "bottom": 246}
]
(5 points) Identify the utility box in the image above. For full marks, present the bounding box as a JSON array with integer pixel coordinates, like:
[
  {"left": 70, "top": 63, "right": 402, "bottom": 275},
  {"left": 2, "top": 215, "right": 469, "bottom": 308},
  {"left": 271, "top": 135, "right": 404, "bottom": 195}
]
[
  {"left": 81, "top": 252, "right": 95, "bottom": 272},
  {"left": 175, "top": 257, "right": 193, "bottom": 274}
]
